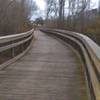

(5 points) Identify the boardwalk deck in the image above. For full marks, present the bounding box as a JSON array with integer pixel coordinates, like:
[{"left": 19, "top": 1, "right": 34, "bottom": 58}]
[{"left": 0, "top": 31, "right": 88, "bottom": 100}]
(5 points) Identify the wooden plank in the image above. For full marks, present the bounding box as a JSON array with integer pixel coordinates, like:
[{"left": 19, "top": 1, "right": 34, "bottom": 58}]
[{"left": 0, "top": 31, "right": 88, "bottom": 100}]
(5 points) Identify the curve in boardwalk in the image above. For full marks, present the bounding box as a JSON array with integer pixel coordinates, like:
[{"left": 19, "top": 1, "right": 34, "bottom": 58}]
[{"left": 0, "top": 31, "right": 88, "bottom": 100}]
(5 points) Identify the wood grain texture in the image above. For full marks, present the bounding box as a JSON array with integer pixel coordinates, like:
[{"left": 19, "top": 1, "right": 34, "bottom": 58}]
[{"left": 0, "top": 31, "right": 88, "bottom": 100}]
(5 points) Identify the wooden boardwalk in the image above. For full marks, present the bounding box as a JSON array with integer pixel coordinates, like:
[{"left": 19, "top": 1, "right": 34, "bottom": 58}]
[{"left": 0, "top": 31, "right": 88, "bottom": 100}]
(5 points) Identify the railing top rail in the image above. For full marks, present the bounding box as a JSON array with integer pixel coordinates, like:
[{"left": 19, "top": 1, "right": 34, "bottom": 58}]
[
  {"left": 51, "top": 29, "right": 100, "bottom": 60},
  {"left": 0, "top": 28, "right": 34, "bottom": 43},
  {"left": 41, "top": 28, "right": 100, "bottom": 75}
]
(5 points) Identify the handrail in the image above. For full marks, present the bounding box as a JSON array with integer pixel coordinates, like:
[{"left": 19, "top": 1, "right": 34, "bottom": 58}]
[
  {"left": 0, "top": 29, "right": 34, "bottom": 43},
  {"left": 0, "top": 29, "right": 34, "bottom": 69},
  {"left": 40, "top": 28, "right": 100, "bottom": 100}
]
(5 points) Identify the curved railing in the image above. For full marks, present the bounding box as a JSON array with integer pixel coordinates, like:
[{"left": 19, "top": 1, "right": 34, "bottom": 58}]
[
  {"left": 0, "top": 29, "right": 34, "bottom": 69},
  {"left": 40, "top": 28, "right": 100, "bottom": 100}
]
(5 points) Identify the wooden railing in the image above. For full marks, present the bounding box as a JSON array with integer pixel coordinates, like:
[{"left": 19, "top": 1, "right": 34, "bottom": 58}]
[
  {"left": 40, "top": 28, "right": 100, "bottom": 100},
  {"left": 0, "top": 29, "right": 34, "bottom": 70}
]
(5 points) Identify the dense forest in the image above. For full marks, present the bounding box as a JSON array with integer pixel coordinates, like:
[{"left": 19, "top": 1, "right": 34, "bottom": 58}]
[
  {"left": 0, "top": 0, "right": 100, "bottom": 45},
  {"left": 0, "top": 0, "right": 37, "bottom": 35},
  {"left": 44, "top": 0, "right": 100, "bottom": 45}
]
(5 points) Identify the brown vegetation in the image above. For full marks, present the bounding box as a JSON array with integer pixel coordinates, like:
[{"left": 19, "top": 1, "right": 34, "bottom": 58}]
[
  {"left": 0, "top": 0, "right": 37, "bottom": 35},
  {"left": 44, "top": 0, "right": 100, "bottom": 45}
]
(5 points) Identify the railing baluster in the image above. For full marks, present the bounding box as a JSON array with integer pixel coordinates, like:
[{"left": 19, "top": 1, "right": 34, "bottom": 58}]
[{"left": 0, "top": 28, "right": 34, "bottom": 69}]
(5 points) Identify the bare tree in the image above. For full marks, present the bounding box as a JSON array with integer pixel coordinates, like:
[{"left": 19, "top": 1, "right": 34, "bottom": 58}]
[
  {"left": 45, "top": 0, "right": 92, "bottom": 32},
  {"left": 0, "top": 0, "right": 37, "bottom": 35},
  {"left": 45, "top": 0, "right": 59, "bottom": 27},
  {"left": 45, "top": 0, "right": 58, "bottom": 19},
  {"left": 58, "top": 0, "right": 65, "bottom": 26}
]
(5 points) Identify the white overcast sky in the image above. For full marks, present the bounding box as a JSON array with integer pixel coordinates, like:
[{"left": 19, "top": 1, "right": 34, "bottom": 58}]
[
  {"left": 31, "top": 0, "right": 99, "bottom": 20},
  {"left": 35, "top": 0, "right": 99, "bottom": 10},
  {"left": 35, "top": 0, "right": 46, "bottom": 11}
]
